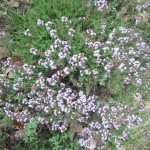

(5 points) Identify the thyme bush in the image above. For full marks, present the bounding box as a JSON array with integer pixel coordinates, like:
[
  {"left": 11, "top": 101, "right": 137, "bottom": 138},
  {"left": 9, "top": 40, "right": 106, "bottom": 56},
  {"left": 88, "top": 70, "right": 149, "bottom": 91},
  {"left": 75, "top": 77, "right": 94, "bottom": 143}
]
[{"left": 0, "top": 0, "right": 149, "bottom": 149}]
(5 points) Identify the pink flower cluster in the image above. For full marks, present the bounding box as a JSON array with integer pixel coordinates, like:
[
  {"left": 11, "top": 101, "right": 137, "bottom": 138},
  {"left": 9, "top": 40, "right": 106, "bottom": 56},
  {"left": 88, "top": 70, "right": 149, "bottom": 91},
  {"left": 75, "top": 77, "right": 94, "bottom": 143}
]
[
  {"left": 78, "top": 103, "right": 143, "bottom": 150},
  {"left": 95, "top": 0, "right": 107, "bottom": 11}
]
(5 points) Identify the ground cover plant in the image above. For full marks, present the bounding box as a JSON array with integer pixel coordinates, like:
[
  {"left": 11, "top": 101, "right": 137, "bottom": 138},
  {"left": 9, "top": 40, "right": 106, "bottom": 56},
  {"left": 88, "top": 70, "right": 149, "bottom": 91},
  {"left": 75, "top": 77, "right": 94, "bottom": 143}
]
[{"left": 0, "top": 0, "right": 150, "bottom": 149}]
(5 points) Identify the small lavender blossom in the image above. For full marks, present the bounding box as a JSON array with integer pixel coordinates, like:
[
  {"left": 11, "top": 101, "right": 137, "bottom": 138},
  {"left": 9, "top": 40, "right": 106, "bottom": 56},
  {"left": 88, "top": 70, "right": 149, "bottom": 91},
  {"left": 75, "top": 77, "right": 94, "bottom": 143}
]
[
  {"left": 92, "top": 69, "right": 98, "bottom": 75},
  {"left": 63, "top": 67, "right": 70, "bottom": 75},
  {"left": 44, "top": 50, "right": 51, "bottom": 57},
  {"left": 68, "top": 28, "right": 75, "bottom": 37},
  {"left": 30, "top": 48, "right": 39, "bottom": 55},
  {"left": 50, "top": 30, "right": 57, "bottom": 38},
  {"left": 24, "top": 29, "right": 31, "bottom": 36},
  {"left": 61, "top": 16, "right": 68, "bottom": 22},
  {"left": 85, "top": 69, "right": 91, "bottom": 75},
  {"left": 37, "top": 19, "right": 44, "bottom": 26},
  {"left": 45, "top": 21, "right": 53, "bottom": 30},
  {"left": 13, "top": 83, "right": 19, "bottom": 91},
  {"left": 59, "top": 125, "right": 67, "bottom": 133},
  {"left": 118, "top": 63, "right": 127, "bottom": 72},
  {"left": 79, "top": 17, "right": 85, "bottom": 20}
]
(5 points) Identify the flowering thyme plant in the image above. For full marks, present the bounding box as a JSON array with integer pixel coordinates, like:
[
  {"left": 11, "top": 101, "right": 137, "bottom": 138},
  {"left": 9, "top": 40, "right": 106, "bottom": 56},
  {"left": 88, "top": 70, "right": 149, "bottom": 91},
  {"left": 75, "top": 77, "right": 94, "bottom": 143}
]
[{"left": 0, "top": 0, "right": 149, "bottom": 149}]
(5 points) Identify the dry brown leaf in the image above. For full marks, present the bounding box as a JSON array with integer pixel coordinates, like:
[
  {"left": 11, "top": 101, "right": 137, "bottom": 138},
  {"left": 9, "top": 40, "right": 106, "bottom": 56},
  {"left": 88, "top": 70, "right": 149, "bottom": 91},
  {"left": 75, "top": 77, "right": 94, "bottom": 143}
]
[
  {"left": 84, "top": 139, "right": 97, "bottom": 150},
  {"left": 70, "top": 122, "right": 83, "bottom": 133},
  {"left": 12, "top": 55, "right": 22, "bottom": 64},
  {"left": 121, "top": 6, "right": 126, "bottom": 11},
  {"left": 8, "top": 71, "right": 13, "bottom": 79},
  {"left": 122, "top": 15, "right": 130, "bottom": 23},
  {"left": 12, "top": 119, "right": 24, "bottom": 130},
  {"left": 4, "top": 68, "right": 13, "bottom": 79},
  {"left": 69, "top": 123, "right": 83, "bottom": 141},
  {"left": 140, "top": 10, "right": 150, "bottom": 21},
  {"left": 15, "top": 129, "right": 26, "bottom": 139},
  {"left": 25, "top": 0, "right": 30, "bottom": 3},
  {"left": 145, "top": 101, "right": 150, "bottom": 110},
  {"left": 0, "top": 46, "right": 11, "bottom": 60},
  {"left": 7, "top": 0, "right": 19, "bottom": 7},
  {"left": 11, "top": 0, "right": 19, "bottom": 7},
  {"left": 133, "top": 15, "right": 143, "bottom": 22}
]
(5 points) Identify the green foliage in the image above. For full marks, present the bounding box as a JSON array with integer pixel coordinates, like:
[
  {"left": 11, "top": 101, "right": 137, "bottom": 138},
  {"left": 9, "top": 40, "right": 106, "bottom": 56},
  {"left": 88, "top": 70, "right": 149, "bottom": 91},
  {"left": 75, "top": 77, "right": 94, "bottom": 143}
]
[
  {"left": 21, "top": 118, "right": 81, "bottom": 150},
  {"left": 48, "top": 132, "right": 80, "bottom": 150},
  {"left": 23, "top": 118, "right": 39, "bottom": 143}
]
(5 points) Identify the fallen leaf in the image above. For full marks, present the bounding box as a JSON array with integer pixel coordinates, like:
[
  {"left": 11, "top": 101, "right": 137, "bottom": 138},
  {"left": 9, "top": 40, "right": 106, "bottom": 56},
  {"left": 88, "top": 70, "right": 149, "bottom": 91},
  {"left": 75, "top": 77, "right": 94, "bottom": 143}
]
[
  {"left": 84, "top": 139, "right": 97, "bottom": 150},
  {"left": 25, "top": 0, "right": 30, "bottom": 3},
  {"left": 69, "top": 122, "right": 83, "bottom": 141},
  {"left": 121, "top": 6, "right": 126, "bottom": 11},
  {"left": 70, "top": 122, "right": 83, "bottom": 133},
  {"left": 12, "top": 119, "right": 24, "bottom": 130},
  {"left": 122, "top": 15, "right": 130, "bottom": 23},
  {"left": 7, "top": 0, "right": 19, "bottom": 7},
  {"left": 4, "top": 68, "right": 13, "bottom": 79},
  {"left": 140, "top": 10, "right": 150, "bottom": 22},
  {"left": 15, "top": 129, "right": 26, "bottom": 139},
  {"left": 145, "top": 101, "right": 150, "bottom": 110},
  {"left": 0, "top": 46, "right": 11, "bottom": 60},
  {"left": 12, "top": 55, "right": 22, "bottom": 64},
  {"left": 133, "top": 15, "right": 143, "bottom": 22}
]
